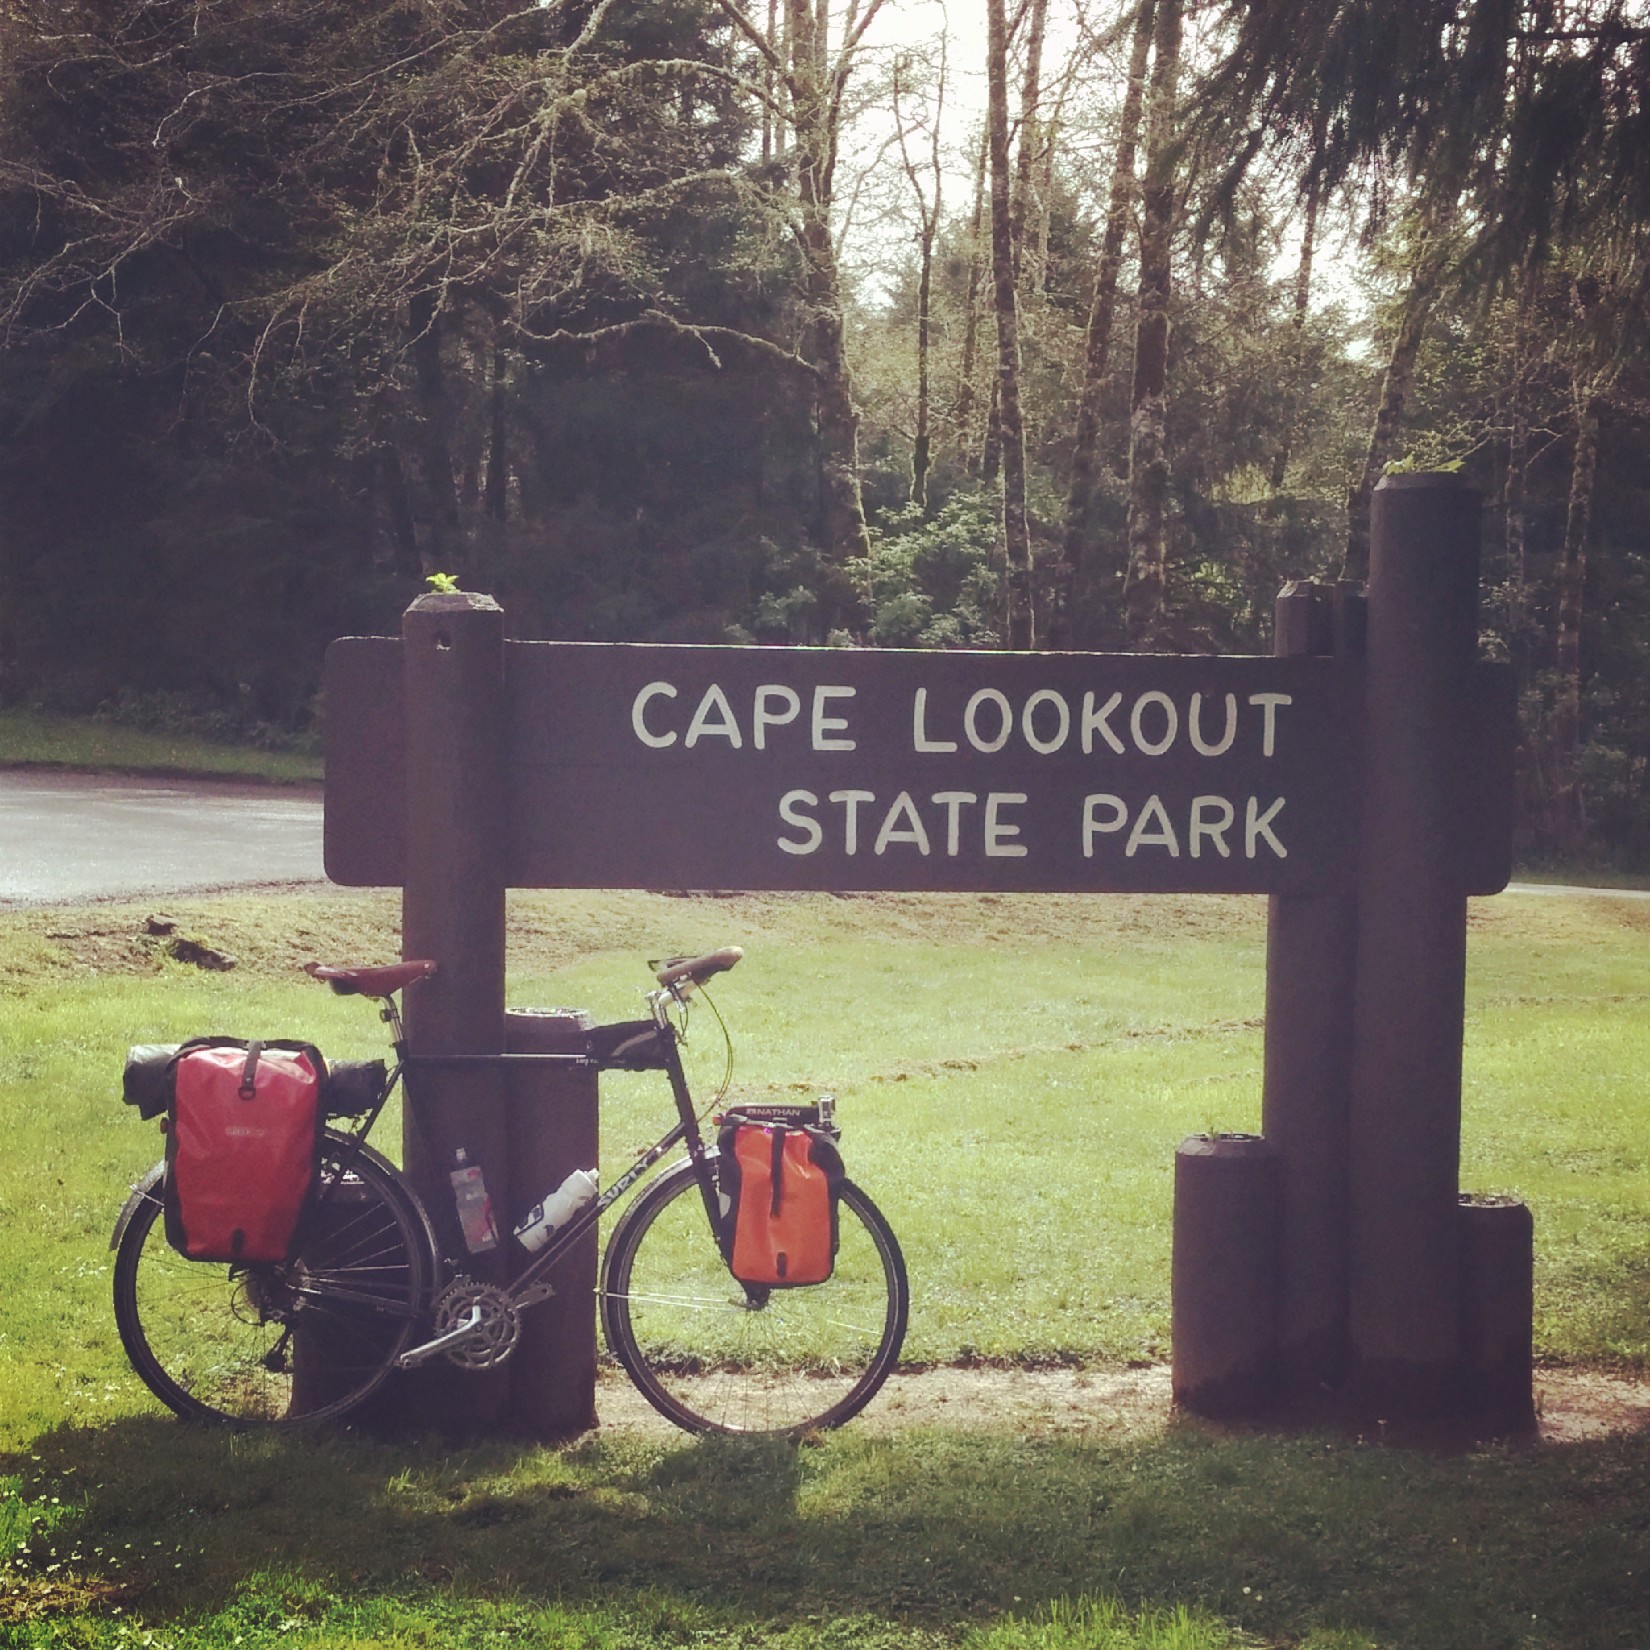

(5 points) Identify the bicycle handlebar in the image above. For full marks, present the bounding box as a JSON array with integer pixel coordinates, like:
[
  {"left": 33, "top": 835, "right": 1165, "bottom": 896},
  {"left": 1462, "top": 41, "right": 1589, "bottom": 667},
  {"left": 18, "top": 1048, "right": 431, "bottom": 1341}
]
[{"left": 652, "top": 946, "right": 744, "bottom": 991}]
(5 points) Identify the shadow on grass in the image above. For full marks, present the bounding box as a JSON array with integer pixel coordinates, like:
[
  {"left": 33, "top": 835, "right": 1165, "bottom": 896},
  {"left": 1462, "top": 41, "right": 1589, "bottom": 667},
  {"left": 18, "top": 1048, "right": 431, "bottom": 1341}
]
[{"left": 3, "top": 1408, "right": 1648, "bottom": 1647}]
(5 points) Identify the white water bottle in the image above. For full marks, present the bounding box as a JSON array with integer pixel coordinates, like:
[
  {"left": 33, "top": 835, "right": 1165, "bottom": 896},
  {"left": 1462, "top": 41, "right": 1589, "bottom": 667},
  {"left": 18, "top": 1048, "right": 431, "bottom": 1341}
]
[
  {"left": 449, "top": 1149, "right": 499, "bottom": 1254},
  {"left": 514, "top": 1167, "right": 599, "bottom": 1253}
]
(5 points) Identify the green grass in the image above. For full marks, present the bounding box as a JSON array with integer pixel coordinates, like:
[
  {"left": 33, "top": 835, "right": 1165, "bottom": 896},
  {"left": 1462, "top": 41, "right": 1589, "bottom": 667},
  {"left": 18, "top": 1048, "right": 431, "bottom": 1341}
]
[
  {"left": 0, "top": 708, "right": 321, "bottom": 784},
  {"left": 0, "top": 886, "right": 1646, "bottom": 1647}
]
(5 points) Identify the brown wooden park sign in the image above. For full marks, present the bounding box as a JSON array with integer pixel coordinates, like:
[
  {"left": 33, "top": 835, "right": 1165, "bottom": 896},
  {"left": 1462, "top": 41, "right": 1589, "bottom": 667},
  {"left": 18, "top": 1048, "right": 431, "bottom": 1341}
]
[
  {"left": 323, "top": 473, "right": 1531, "bottom": 1439},
  {"left": 327, "top": 634, "right": 1509, "bottom": 900}
]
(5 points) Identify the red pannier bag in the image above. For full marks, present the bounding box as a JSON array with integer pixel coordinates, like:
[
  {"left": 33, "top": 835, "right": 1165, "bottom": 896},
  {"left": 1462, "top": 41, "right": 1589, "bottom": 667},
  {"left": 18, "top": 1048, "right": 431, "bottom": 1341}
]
[
  {"left": 717, "top": 1108, "right": 843, "bottom": 1287},
  {"left": 163, "top": 1040, "right": 326, "bottom": 1262}
]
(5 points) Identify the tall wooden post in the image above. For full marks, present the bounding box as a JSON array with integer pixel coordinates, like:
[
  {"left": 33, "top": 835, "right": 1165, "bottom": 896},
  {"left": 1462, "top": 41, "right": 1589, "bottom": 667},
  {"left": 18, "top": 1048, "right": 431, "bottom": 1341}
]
[
  {"left": 1260, "top": 580, "right": 1363, "bottom": 1404},
  {"left": 1345, "top": 472, "right": 1480, "bottom": 1418},
  {"left": 400, "top": 591, "right": 511, "bottom": 1431},
  {"left": 503, "top": 1009, "right": 600, "bottom": 1439}
]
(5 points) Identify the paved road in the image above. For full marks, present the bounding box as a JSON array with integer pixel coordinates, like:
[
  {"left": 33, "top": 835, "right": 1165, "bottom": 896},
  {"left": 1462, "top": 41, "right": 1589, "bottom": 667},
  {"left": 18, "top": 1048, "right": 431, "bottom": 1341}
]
[{"left": 0, "top": 771, "right": 326, "bottom": 905}]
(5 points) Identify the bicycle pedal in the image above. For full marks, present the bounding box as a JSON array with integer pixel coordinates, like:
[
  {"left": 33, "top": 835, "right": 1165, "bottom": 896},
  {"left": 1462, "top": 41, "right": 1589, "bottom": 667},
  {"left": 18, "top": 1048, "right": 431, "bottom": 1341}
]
[{"left": 513, "top": 1280, "right": 556, "bottom": 1307}]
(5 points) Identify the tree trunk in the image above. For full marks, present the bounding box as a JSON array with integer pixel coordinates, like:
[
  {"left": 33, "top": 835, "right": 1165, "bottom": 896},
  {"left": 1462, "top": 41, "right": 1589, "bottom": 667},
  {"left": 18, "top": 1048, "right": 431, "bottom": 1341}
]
[
  {"left": 988, "top": 0, "right": 1033, "bottom": 648},
  {"left": 790, "top": 0, "right": 870, "bottom": 568},
  {"left": 1503, "top": 261, "right": 1540, "bottom": 642},
  {"left": 892, "top": 51, "right": 942, "bottom": 513},
  {"left": 912, "top": 230, "right": 934, "bottom": 510},
  {"left": 1010, "top": 0, "right": 1051, "bottom": 285},
  {"left": 1056, "top": 0, "right": 1154, "bottom": 645},
  {"left": 1122, "top": 0, "right": 1182, "bottom": 646},
  {"left": 954, "top": 125, "right": 990, "bottom": 471},
  {"left": 762, "top": 0, "right": 779, "bottom": 164},
  {"left": 1549, "top": 387, "right": 1602, "bottom": 854},
  {"left": 484, "top": 345, "right": 509, "bottom": 523},
  {"left": 379, "top": 442, "right": 425, "bottom": 578},
  {"left": 1342, "top": 224, "right": 1451, "bottom": 580},
  {"left": 1268, "top": 169, "right": 1319, "bottom": 492},
  {"left": 409, "top": 290, "right": 464, "bottom": 578}
]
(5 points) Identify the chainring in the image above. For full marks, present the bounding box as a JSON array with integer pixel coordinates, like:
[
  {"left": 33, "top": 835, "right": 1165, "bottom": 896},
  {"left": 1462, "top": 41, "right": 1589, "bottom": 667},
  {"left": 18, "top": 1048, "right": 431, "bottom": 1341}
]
[{"left": 432, "top": 1279, "right": 521, "bottom": 1370}]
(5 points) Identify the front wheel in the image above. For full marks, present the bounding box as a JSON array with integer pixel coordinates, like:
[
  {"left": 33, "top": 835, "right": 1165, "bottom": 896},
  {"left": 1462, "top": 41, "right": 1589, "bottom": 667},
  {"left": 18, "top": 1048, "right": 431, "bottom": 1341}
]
[
  {"left": 112, "top": 1133, "right": 433, "bottom": 1426},
  {"left": 600, "top": 1159, "right": 908, "bottom": 1436}
]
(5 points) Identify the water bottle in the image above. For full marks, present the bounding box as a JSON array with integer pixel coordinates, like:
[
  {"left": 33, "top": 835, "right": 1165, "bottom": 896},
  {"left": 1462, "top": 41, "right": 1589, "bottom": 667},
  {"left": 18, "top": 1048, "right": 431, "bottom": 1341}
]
[
  {"left": 449, "top": 1148, "right": 499, "bottom": 1254},
  {"left": 514, "top": 1167, "right": 599, "bottom": 1253}
]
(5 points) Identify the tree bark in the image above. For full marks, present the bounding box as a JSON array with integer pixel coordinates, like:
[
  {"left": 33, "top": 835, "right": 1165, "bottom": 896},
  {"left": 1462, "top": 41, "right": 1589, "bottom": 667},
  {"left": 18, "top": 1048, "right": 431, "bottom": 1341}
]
[
  {"left": 1342, "top": 222, "right": 1452, "bottom": 580},
  {"left": 484, "top": 344, "right": 509, "bottom": 523},
  {"left": 1010, "top": 0, "right": 1051, "bottom": 286},
  {"left": 988, "top": 0, "right": 1033, "bottom": 647},
  {"left": 1503, "top": 261, "right": 1540, "bottom": 640},
  {"left": 954, "top": 124, "right": 990, "bottom": 472},
  {"left": 1549, "top": 387, "right": 1603, "bottom": 853},
  {"left": 1056, "top": 0, "right": 1154, "bottom": 645},
  {"left": 1268, "top": 167, "right": 1320, "bottom": 492},
  {"left": 379, "top": 442, "right": 425, "bottom": 578},
  {"left": 789, "top": 0, "right": 871, "bottom": 566},
  {"left": 1123, "top": 0, "right": 1183, "bottom": 646},
  {"left": 893, "top": 51, "right": 943, "bottom": 512},
  {"left": 409, "top": 290, "right": 464, "bottom": 578}
]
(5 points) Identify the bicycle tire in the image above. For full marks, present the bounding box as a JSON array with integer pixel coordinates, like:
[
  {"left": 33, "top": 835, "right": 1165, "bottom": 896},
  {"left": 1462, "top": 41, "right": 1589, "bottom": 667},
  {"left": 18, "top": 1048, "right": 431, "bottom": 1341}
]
[
  {"left": 600, "top": 1159, "right": 908, "bottom": 1436},
  {"left": 113, "top": 1132, "right": 434, "bottom": 1427}
]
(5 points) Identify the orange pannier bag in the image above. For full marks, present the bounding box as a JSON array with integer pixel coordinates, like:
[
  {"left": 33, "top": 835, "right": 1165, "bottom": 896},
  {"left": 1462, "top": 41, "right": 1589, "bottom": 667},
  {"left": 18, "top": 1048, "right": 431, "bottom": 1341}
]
[
  {"left": 162, "top": 1040, "right": 326, "bottom": 1263},
  {"left": 717, "top": 1108, "right": 844, "bottom": 1287}
]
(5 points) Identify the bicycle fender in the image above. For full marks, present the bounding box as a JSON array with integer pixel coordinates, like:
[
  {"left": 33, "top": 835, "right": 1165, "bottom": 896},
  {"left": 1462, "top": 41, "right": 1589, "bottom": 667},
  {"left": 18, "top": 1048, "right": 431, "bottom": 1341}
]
[{"left": 111, "top": 1162, "right": 165, "bottom": 1250}]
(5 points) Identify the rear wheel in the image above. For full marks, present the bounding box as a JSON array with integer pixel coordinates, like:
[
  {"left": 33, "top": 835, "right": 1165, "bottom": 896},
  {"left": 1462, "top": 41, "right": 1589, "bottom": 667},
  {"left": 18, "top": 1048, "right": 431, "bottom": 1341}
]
[
  {"left": 601, "top": 1159, "right": 907, "bottom": 1436},
  {"left": 113, "top": 1134, "right": 432, "bottom": 1426}
]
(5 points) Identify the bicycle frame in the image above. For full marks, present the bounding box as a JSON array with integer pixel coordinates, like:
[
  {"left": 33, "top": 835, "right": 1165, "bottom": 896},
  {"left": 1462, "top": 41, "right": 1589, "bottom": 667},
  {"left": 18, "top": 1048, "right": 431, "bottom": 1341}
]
[{"left": 373, "top": 982, "right": 727, "bottom": 1367}]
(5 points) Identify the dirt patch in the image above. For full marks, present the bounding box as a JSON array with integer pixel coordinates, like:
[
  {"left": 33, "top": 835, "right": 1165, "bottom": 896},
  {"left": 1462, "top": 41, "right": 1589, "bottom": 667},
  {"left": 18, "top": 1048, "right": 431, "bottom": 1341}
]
[{"left": 591, "top": 1362, "right": 1650, "bottom": 1446}]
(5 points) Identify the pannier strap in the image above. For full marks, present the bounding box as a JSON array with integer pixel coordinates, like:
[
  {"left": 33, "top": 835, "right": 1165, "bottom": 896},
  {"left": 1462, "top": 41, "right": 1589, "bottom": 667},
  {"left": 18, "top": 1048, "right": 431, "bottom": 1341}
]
[
  {"left": 239, "top": 1041, "right": 263, "bottom": 1100},
  {"left": 305, "top": 959, "right": 438, "bottom": 997},
  {"left": 770, "top": 1128, "right": 786, "bottom": 1217}
]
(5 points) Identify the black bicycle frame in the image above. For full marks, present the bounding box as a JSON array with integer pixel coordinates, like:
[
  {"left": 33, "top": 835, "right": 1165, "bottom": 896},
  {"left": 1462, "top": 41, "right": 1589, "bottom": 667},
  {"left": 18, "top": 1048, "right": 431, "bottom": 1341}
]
[{"left": 400, "top": 994, "right": 727, "bottom": 1307}]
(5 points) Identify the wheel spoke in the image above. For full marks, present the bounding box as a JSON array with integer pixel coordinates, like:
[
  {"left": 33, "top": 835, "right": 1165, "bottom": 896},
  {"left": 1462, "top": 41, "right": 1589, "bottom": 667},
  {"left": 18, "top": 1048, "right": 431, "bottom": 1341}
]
[
  {"left": 600, "top": 1165, "right": 906, "bottom": 1435},
  {"left": 113, "top": 1138, "right": 429, "bottom": 1427}
]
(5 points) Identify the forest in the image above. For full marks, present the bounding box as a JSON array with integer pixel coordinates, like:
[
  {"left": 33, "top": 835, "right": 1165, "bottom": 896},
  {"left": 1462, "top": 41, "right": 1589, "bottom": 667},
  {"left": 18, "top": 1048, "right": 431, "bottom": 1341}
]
[{"left": 0, "top": 0, "right": 1646, "bottom": 866}]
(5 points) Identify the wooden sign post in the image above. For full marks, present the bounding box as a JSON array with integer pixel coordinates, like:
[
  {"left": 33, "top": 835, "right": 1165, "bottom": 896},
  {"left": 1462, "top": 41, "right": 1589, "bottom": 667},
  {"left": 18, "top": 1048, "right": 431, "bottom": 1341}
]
[{"left": 324, "top": 475, "right": 1521, "bottom": 1437}]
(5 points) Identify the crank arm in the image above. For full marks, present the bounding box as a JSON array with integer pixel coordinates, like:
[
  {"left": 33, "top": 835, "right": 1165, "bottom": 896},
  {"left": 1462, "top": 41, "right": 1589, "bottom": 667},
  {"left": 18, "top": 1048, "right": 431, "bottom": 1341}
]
[{"left": 394, "top": 1305, "right": 482, "bottom": 1369}]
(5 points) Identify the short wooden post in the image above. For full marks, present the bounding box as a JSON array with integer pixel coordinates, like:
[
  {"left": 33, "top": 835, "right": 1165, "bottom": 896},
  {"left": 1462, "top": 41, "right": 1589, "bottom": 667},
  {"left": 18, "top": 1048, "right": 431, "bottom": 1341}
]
[
  {"left": 503, "top": 1008, "right": 600, "bottom": 1439},
  {"left": 399, "top": 590, "right": 511, "bottom": 1433},
  {"left": 1459, "top": 1194, "right": 1536, "bottom": 1434},
  {"left": 1171, "top": 1134, "right": 1280, "bottom": 1416},
  {"left": 1345, "top": 472, "right": 1481, "bottom": 1420},
  {"left": 1261, "top": 580, "right": 1363, "bottom": 1405}
]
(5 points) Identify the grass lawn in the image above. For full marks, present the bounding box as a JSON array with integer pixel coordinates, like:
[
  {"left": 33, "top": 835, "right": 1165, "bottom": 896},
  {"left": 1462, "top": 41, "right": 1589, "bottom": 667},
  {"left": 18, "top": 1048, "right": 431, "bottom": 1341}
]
[
  {"left": 0, "top": 886, "right": 1646, "bottom": 1648},
  {"left": 0, "top": 709, "right": 321, "bottom": 785}
]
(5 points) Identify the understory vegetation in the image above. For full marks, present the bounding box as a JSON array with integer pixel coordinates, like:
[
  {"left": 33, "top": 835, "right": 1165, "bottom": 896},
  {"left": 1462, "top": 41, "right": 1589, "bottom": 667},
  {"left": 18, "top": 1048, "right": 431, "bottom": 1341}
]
[{"left": 0, "top": 886, "right": 1646, "bottom": 1648}]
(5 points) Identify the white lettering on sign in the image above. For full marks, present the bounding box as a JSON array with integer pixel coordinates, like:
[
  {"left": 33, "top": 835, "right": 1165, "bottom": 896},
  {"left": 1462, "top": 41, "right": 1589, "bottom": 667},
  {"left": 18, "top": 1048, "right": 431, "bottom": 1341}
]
[
  {"left": 1083, "top": 794, "right": 1288, "bottom": 860},
  {"left": 963, "top": 689, "right": 1013, "bottom": 753},
  {"left": 633, "top": 673, "right": 1310, "bottom": 879},
  {"left": 685, "top": 683, "right": 741, "bottom": 747},
  {"left": 1189, "top": 693, "right": 1238, "bottom": 756},
  {"left": 633, "top": 681, "right": 1295, "bottom": 761},
  {"left": 907, "top": 687, "right": 1294, "bottom": 759},
  {"left": 1190, "top": 795, "right": 1235, "bottom": 857},
  {"left": 912, "top": 688, "right": 958, "bottom": 752},
  {"left": 632, "top": 681, "right": 678, "bottom": 748},
  {"left": 753, "top": 684, "right": 801, "bottom": 749},
  {"left": 813, "top": 686, "right": 857, "bottom": 750},
  {"left": 1249, "top": 693, "right": 1290, "bottom": 757},
  {"left": 775, "top": 789, "right": 1031, "bottom": 858},
  {"left": 1022, "top": 690, "right": 1070, "bottom": 755},
  {"left": 631, "top": 682, "right": 859, "bottom": 751}
]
